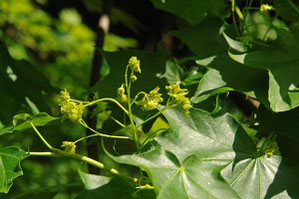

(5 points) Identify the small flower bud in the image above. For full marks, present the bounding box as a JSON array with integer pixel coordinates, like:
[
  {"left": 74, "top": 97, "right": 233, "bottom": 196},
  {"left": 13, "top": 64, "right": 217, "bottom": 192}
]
[
  {"left": 117, "top": 84, "right": 128, "bottom": 104},
  {"left": 131, "top": 75, "right": 137, "bottom": 82},
  {"left": 260, "top": 4, "right": 273, "bottom": 13},
  {"left": 61, "top": 141, "right": 76, "bottom": 154},
  {"left": 117, "top": 84, "right": 125, "bottom": 96}
]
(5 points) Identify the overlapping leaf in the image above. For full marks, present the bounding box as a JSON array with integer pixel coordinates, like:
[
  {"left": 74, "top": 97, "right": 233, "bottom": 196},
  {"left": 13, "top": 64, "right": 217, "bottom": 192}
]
[
  {"left": 258, "top": 105, "right": 299, "bottom": 163},
  {"left": 221, "top": 155, "right": 299, "bottom": 199},
  {"left": 192, "top": 53, "right": 269, "bottom": 107},
  {"left": 0, "top": 45, "right": 55, "bottom": 125},
  {"left": 151, "top": 0, "right": 228, "bottom": 25},
  {"left": 170, "top": 18, "right": 227, "bottom": 59},
  {"left": 76, "top": 173, "right": 155, "bottom": 199},
  {"left": 0, "top": 146, "right": 28, "bottom": 193},
  {"left": 89, "top": 47, "right": 170, "bottom": 98},
  {"left": 78, "top": 169, "right": 110, "bottom": 190},
  {"left": 0, "top": 112, "right": 60, "bottom": 136},
  {"left": 229, "top": 29, "right": 299, "bottom": 112}
]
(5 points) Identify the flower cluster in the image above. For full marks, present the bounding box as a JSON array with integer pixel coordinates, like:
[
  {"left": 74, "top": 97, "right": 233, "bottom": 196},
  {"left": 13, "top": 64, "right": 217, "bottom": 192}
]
[
  {"left": 128, "top": 56, "right": 141, "bottom": 74},
  {"left": 166, "top": 84, "right": 191, "bottom": 118},
  {"left": 260, "top": 4, "right": 273, "bottom": 13},
  {"left": 136, "top": 87, "right": 163, "bottom": 111},
  {"left": 61, "top": 141, "right": 76, "bottom": 154},
  {"left": 59, "top": 89, "right": 84, "bottom": 123},
  {"left": 117, "top": 84, "right": 128, "bottom": 104}
]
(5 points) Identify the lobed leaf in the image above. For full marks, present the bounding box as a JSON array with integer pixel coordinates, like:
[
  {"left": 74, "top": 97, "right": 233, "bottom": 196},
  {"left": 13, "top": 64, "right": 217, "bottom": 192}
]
[
  {"left": 0, "top": 146, "right": 28, "bottom": 193},
  {"left": 110, "top": 106, "right": 299, "bottom": 198}
]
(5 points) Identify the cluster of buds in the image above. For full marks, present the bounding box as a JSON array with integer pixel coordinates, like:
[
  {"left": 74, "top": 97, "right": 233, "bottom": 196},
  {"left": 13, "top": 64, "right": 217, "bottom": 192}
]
[
  {"left": 166, "top": 84, "right": 191, "bottom": 118},
  {"left": 260, "top": 4, "right": 273, "bottom": 13},
  {"left": 61, "top": 141, "right": 76, "bottom": 154},
  {"left": 117, "top": 84, "right": 128, "bottom": 104},
  {"left": 59, "top": 89, "right": 84, "bottom": 123},
  {"left": 128, "top": 56, "right": 141, "bottom": 73},
  {"left": 128, "top": 56, "right": 141, "bottom": 82},
  {"left": 136, "top": 87, "right": 163, "bottom": 111}
]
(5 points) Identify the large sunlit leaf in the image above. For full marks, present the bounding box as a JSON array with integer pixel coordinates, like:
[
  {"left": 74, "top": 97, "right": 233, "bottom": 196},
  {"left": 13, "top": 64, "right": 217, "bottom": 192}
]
[
  {"left": 0, "top": 146, "right": 28, "bottom": 193},
  {"left": 151, "top": 0, "right": 229, "bottom": 25},
  {"left": 110, "top": 107, "right": 260, "bottom": 198}
]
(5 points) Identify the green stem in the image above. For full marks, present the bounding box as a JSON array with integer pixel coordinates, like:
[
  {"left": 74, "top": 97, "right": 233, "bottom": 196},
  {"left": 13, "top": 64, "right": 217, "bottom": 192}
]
[
  {"left": 241, "top": 0, "right": 254, "bottom": 33},
  {"left": 262, "top": 13, "right": 278, "bottom": 41},
  {"left": 73, "top": 134, "right": 99, "bottom": 144},
  {"left": 231, "top": 0, "right": 241, "bottom": 38},
  {"left": 235, "top": 6, "right": 244, "bottom": 20},
  {"left": 29, "top": 123, "right": 137, "bottom": 183},
  {"left": 109, "top": 115, "right": 126, "bottom": 128},
  {"left": 28, "top": 151, "right": 138, "bottom": 183},
  {"left": 84, "top": 98, "right": 129, "bottom": 115},
  {"left": 287, "top": 0, "right": 299, "bottom": 14},
  {"left": 70, "top": 99, "right": 90, "bottom": 104},
  {"left": 125, "top": 65, "right": 139, "bottom": 148},
  {"left": 30, "top": 121, "right": 54, "bottom": 151},
  {"left": 9, "top": 183, "right": 82, "bottom": 199},
  {"left": 104, "top": 111, "right": 126, "bottom": 128},
  {"left": 80, "top": 119, "right": 131, "bottom": 140},
  {"left": 131, "top": 91, "right": 147, "bottom": 105},
  {"left": 137, "top": 104, "right": 177, "bottom": 128}
]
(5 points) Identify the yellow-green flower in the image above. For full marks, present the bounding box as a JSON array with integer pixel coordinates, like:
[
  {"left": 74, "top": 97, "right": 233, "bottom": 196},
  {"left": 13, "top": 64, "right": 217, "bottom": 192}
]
[
  {"left": 59, "top": 89, "right": 85, "bottom": 123},
  {"left": 165, "top": 84, "right": 188, "bottom": 98},
  {"left": 60, "top": 101, "right": 84, "bottom": 123},
  {"left": 128, "top": 56, "right": 141, "bottom": 73},
  {"left": 59, "top": 89, "right": 71, "bottom": 105},
  {"left": 61, "top": 141, "right": 76, "bottom": 154},
  {"left": 166, "top": 84, "right": 191, "bottom": 118},
  {"left": 136, "top": 87, "right": 163, "bottom": 111},
  {"left": 260, "top": 4, "right": 273, "bottom": 13}
]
